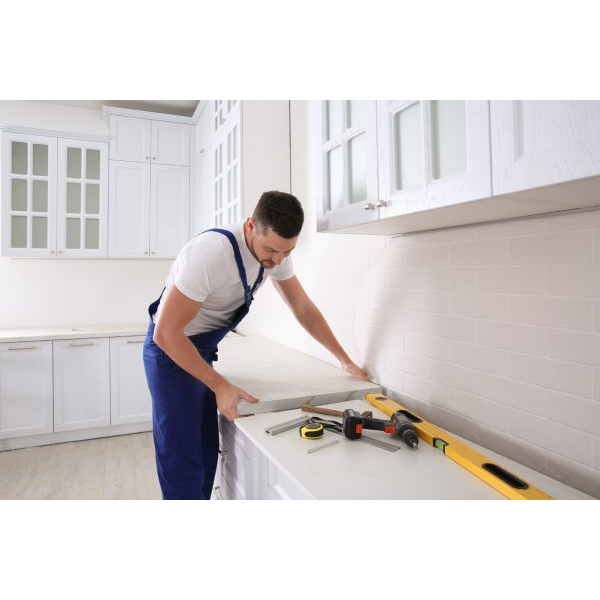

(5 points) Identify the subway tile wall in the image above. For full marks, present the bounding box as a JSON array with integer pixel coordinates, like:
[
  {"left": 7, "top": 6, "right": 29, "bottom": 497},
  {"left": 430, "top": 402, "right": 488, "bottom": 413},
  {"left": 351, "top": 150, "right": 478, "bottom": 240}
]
[{"left": 312, "top": 209, "right": 600, "bottom": 498}]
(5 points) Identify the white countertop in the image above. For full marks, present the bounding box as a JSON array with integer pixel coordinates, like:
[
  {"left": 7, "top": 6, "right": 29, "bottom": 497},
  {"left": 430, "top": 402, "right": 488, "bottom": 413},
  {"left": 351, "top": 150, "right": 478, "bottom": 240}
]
[
  {"left": 214, "top": 335, "right": 381, "bottom": 415},
  {"left": 235, "top": 398, "right": 594, "bottom": 500},
  {"left": 0, "top": 323, "right": 148, "bottom": 343}
]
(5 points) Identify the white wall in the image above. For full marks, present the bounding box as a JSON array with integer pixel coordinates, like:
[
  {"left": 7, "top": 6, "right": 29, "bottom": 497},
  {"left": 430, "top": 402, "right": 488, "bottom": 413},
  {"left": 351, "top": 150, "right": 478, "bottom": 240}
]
[
  {"left": 0, "top": 101, "right": 172, "bottom": 328},
  {"left": 241, "top": 100, "right": 600, "bottom": 498}
]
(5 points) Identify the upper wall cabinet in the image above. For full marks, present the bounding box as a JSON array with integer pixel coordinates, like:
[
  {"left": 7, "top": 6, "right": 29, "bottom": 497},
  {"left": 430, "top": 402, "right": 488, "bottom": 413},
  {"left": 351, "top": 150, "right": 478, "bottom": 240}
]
[
  {"left": 316, "top": 100, "right": 492, "bottom": 234},
  {"left": 1, "top": 131, "right": 108, "bottom": 257},
  {"left": 377, "top": 100, "right": 491, "bottom": 220},
  {"left": 317, "top": 101, "right": 600, "bottom": 236},
  {"left": 109, "top": 116, "right": 190, "bottom": 166},
  {"left": 490, "top": 101, "right": 600, "bottom": 195},
  {"left": 57, "top": 139, "right": 108, "bottom": 257},
  {"left": 316, "top": 101, "right": 379, "bottom": 231}
]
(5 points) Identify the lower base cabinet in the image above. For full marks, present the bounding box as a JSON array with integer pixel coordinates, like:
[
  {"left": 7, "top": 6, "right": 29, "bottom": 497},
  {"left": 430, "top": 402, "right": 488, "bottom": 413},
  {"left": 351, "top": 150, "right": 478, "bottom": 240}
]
[
  {"left": 215, "top": 415, "right": 312, "bottom": 500},
  {"left": 53, "top": 338, "right": 111, "bottom": 432},
  {"left": 0, "top": 341, "right": 53, "bottom": 439},
  {"left": 0, "top": 331, "right": 151, "bottom": 449}
]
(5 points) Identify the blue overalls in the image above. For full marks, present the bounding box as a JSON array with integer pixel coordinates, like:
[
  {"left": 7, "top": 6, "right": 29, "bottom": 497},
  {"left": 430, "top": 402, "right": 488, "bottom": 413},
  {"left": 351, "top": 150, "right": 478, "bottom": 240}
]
[{"left": 143, "top": 229, "right": 264, "bottom": 500}]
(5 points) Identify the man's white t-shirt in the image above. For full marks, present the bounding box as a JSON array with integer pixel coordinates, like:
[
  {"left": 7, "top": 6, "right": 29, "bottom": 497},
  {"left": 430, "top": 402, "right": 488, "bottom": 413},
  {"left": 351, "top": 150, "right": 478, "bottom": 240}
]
[{"left": 154, "top": 221, "right": 294, "bottom": 336}]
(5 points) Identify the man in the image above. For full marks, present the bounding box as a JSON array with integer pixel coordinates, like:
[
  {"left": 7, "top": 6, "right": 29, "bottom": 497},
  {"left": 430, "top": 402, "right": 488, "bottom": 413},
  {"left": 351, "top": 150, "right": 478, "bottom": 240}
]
[{"left": 143, "top": 191, "right": 368, "bottom": 500}]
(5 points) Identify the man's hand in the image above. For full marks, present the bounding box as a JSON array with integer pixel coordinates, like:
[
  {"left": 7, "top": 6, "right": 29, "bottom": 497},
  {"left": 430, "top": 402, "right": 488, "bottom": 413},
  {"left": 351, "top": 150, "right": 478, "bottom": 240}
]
[
  {"left": 214, "top": 381, "right": 259, "bottom": 421},
  {"left": 340, "top": 359, "right": 369, "bottom": 381}
]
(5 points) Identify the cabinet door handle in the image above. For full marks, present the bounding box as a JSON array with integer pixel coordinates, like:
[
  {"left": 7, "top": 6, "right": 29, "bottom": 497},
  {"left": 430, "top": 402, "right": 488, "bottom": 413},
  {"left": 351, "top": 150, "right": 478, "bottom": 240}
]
[
  {"left": 127, "top": 340, "right": 144, "bottom": 344},
  {"left": 363, "top": 202, "right": 375, "bottom": 210},
  {"left": 69, "top": 343, "right": 95, "bottom": 347},
  {"left": 8, "top": 346, "right": 37, "bottom": 351},
  {"left": 152, "top": 156, "right": 157, "bottom": 160},
  {"left": 375, "top": 200, "right": 388, "bottom": 208},
  {"left": 146, "top": 156, "right": 150, "bottom": 160}
]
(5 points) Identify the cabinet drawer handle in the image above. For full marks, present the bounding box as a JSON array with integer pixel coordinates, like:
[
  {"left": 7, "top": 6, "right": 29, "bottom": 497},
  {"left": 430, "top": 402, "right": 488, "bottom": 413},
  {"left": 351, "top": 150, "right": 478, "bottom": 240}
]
[
  {"left": 8, "top": 346, "right": 37, "bottom": 351},
  {"left": 127, "top": 340, "right": 144, "bottom": 344},
  {"left": 69, "top": 343, "right": 95, "bottom": 347},
  {"left": 363, "top": 202, "right": 375, "bottom": 210},
  {"left": 375, "top": 200, "right": 388, "bottom": 208}
]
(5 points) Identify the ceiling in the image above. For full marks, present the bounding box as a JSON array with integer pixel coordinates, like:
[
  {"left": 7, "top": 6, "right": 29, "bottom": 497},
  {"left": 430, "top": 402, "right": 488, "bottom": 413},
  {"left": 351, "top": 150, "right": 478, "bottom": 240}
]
[{"left": 37, "top": 100, "right": 200, "bottom": 117}]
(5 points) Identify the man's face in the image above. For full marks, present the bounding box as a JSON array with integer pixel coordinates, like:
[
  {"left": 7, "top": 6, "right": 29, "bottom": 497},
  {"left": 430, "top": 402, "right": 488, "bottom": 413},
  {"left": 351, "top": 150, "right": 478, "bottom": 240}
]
[{"left": 247, "top": 219, "right": 298, "bottom": 269}]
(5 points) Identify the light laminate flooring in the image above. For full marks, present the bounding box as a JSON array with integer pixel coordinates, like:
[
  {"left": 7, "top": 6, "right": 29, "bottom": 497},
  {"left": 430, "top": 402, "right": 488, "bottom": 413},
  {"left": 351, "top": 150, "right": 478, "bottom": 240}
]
[{"left": 0, "top": 433, "right": 162, "bottom": 500}]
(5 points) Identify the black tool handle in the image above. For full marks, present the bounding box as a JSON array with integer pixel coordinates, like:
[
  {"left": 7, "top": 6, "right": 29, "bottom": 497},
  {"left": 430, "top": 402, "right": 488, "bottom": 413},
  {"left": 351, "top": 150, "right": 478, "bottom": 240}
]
[{"left": 362, "top": 416, "right": 390, "bottom": 433}]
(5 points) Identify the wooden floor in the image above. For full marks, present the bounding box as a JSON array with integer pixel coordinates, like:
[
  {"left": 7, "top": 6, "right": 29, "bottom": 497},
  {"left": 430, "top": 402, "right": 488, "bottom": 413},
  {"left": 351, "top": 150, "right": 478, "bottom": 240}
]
[{"left": 0, "top": 432, "right": 163, "bottom": 500}]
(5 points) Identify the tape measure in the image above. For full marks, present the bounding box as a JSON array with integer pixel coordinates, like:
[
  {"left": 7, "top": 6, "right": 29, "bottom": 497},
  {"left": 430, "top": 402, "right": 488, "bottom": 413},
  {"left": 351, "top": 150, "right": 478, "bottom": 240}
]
[{"left": 300, "top": 422, "right": 324, "bottom": 439}]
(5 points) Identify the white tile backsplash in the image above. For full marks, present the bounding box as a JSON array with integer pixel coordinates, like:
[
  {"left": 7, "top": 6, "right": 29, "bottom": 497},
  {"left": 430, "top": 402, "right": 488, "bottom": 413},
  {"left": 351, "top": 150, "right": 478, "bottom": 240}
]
[
  {"left": 509, "top": 295, "right": 592, "bottom": 330},
  {"left": 509, "top": 231, "right": 592, "bottom": 265}
]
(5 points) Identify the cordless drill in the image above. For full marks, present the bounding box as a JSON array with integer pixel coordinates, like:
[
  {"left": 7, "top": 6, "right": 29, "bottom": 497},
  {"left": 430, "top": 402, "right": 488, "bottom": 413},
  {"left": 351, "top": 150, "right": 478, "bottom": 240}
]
[{"left": 342, "top": 408, "right": 419, "bottom": 448}]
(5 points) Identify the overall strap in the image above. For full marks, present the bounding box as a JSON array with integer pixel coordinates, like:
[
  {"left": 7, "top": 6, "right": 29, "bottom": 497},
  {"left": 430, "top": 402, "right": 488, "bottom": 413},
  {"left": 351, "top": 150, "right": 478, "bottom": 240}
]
[{"left": 207, "top": 228, "right": 264, "bottom": 305}]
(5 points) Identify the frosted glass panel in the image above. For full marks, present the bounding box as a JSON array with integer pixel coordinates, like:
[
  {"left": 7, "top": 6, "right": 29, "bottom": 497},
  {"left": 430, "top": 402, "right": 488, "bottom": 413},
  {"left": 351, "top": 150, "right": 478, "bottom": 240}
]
[
  {"left": 86, "top": 184, "right": 100, "bottom": 214},
  {"left": 11, "top": 179, "right": 27, "bottom": 211},
  {"left": 67, "top": 147, "right": 82, "bottom": 178},
  {"left": 327, "top": 101, "right": 344, "bottom": 141},
  {"left": 32, "top": 217, "right": 47, "bottom": 248},
  {"left": 33, "top": 144, "right": 48, "bottom": 176},
  {"left": 394, "top": 103, "right": 423, "bottom": 190},
  {"left": 32, "top": 180, "right": 48, "bottom": 212},
  {"left": 67, "top": 183, "right": 81, "bottom": 213},
  {"left": 66, "top": 218, "right": 81, "bottom": 249},
  {"left": 12, "top": 142, "right": 27, "bottom": 175},
  {"left": 11, "top": 216, "right": 27, "bottom": 248},
  {"left": 348, "top": 133, "right": 367, "bottom": 204},
  {"left": 327, "top": 146, "right": 343, "bottom": 211},
  {"left": 431, "top": 100, "right": 467, "bottom": 179},
  {"left": 348, "top": 101, "right": 367, "bottom": 128},
  {"left": 85, "top": 219, "right": 99, "bottom": 250},
  {"left": 86, "top": 149, "right": 101, "bottom": 180}
]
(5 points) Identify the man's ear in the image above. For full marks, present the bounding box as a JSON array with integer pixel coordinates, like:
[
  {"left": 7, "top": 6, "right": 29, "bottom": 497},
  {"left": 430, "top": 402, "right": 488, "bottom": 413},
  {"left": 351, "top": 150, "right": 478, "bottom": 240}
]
[{"left": 246, "top": 216, "right": 256, "bottom": 234}]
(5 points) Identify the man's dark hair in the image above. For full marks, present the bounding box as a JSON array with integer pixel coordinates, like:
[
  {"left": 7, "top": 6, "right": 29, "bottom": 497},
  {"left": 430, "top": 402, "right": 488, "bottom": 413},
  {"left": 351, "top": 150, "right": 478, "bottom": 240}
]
[{"left": 253, "top": 191, "right": 304, "bottom": 239}]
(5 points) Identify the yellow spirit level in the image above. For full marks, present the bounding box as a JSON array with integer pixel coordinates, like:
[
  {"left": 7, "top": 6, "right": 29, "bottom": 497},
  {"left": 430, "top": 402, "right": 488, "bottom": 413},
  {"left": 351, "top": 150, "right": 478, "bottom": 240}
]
[{"left": 365, "top": 393, "right": 552, "bottom": 500}]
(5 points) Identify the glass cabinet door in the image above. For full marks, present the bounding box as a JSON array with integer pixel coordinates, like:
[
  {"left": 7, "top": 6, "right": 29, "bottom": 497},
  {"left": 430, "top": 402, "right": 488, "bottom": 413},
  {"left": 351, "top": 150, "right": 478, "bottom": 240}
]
[
  {"left": 57, "top": 139, "right": 108, "bottom": 257},
  {"left": 1, "top": 133, "right": 57, "bottom": 257},
  {"left": 211, "top": 103, "right": 241, "bottom": 228},
  {"left": 317, "top": 100, "right": 379, "bottom": 232},
  {"left": 377, "top": 100, "right": 491, "bottom": 221}
]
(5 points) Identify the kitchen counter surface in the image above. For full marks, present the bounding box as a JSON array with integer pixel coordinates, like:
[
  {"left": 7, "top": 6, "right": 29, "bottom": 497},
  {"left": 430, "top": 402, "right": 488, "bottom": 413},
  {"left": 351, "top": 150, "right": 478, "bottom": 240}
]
[
  {"left": 214, "top": 335, "right": 381, "bottom": 415},
  {"left": 234, "top": 398, "right": 594, "bottom": 500},
  {"left": 0, "top": 323, "right": 148, "bottom": 343}
]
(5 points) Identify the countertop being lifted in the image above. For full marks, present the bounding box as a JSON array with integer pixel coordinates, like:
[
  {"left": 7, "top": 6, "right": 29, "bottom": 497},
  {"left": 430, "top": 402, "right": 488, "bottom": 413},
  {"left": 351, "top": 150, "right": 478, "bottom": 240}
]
[{"left": 214, "top": 335, "right": 381, "bottom": 415}]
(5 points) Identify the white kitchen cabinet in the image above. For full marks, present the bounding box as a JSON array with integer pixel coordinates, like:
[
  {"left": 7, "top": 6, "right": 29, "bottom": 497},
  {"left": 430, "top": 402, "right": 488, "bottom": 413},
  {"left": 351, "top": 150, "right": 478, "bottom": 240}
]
[
  {"left": 377, "top": 100, "right": 491, "bottom": 219},
  {"left": 1, "top": 132, "right": 57, "bottom": 257},
  {"left": 216, "top": 415, "right": 254, "bottom": 500},
  {"left": 316, "top": 100, "right": 600, "bottom": 236},
  {"left": 316, "top": 100, "right": 491, "bottom": 233},
  {"left": 108, "top": 161, "right": 188, "bottom": 258},
  {"left": 490, "top": 100, "right": 600, "bottom": 195},
  {"left": 194, "top": 101, "right": 290, "bottom": 232},
  {"left": 1, "top": 131, "right": 109, "bottom": 258},
  {"left": 53, "top": 338, "right": 110, "bottom": 432},
  {"left": 56, "top": 138, "right": 108, "bottom": 257},
  {"left": 109, "top": 336, "right": 151, "bottom": 425},
  {"left": 109, "top": 115, "right": 190, "bottom": 166},
  {"left": 316, "top": 101, "right": 380, "bottom": 231},
  {"left": 0, "top": 341, "right": 53, "bottom": 439},
  {"left": 149, "top": 164, "right": 190, "bottom": 258}
]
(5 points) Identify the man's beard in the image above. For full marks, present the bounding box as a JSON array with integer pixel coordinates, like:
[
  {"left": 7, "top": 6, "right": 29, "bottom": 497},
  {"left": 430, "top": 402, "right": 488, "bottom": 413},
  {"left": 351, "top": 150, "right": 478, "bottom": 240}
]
[{"left": 250, "top": 235, "right": 274, "bottom": 268}]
